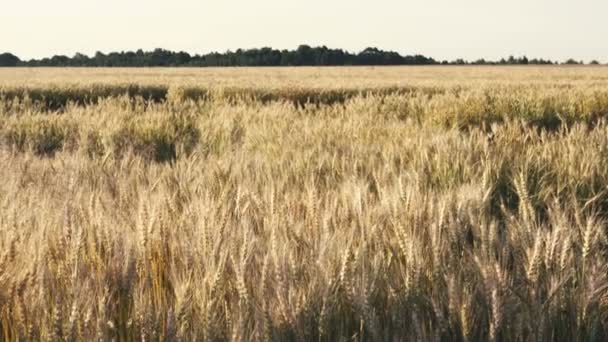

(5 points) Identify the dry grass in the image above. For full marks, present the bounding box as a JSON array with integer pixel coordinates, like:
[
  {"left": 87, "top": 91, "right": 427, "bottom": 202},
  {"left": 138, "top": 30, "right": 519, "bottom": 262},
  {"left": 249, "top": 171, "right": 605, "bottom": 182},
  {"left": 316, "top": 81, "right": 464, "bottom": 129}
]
[{"left": 1, "top": 67, "right": 608, "bottom": 341}]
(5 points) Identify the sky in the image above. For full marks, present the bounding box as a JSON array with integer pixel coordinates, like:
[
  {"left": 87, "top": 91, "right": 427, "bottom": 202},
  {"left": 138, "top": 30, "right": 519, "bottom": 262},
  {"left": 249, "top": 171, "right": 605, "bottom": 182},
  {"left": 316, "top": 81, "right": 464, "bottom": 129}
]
[{"left": 2, "top": 0, "right": 606, "bottom": 62}]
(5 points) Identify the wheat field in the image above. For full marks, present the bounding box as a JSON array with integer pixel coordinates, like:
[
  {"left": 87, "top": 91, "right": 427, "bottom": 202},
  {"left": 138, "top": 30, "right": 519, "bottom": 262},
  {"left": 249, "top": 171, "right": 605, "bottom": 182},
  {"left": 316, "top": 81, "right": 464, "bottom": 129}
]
[{"left": 1, "top": 66, "right": 608, "bottom": 341}]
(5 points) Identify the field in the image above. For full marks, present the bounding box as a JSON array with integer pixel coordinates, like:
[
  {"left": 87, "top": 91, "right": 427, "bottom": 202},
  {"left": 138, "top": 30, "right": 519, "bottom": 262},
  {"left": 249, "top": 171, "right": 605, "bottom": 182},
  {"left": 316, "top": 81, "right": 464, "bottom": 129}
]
[{"left": 2, "top": 66, "right": 608, "bottom": 341}]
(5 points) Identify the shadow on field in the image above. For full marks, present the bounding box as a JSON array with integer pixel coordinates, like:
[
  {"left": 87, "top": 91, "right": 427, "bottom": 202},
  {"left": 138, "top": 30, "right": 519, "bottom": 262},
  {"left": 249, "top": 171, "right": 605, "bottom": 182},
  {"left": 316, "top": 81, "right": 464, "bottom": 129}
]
[{"left": 0, "top": 84, "right": 445, "bottom": 111}]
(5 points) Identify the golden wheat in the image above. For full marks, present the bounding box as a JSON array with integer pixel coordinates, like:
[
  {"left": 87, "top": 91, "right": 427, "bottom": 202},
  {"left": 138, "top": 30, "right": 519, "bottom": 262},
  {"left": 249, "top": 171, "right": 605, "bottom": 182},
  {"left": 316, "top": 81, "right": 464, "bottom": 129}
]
[{"left": 0, "top": 66, "right": 608, "bottom": 341}]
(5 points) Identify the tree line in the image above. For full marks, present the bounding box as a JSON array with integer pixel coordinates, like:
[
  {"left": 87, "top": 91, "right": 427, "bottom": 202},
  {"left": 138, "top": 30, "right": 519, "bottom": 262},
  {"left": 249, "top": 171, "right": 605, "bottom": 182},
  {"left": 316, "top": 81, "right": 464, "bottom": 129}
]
[{"left": 0, "top": 45, "right": 602, "bottom": 67}]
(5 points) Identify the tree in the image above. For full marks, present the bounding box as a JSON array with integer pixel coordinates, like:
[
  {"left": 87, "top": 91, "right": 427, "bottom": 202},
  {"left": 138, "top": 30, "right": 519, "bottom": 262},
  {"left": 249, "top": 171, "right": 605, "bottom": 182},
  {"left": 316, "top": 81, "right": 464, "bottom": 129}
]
[
  {"left": 72, "top": 53, "right": 90, "bottom": 66},
  {"left": 50, "top": 55, "right": 70, "bottom": 66},
  {"left": 0, "top": 53, "right": 20, "bottom": 66},
  {"left": 357, "top": 47, "right": 384, "bottom": 65},
  {"left": 294, "top": 45, "right": 314, "bottom": 66},
  {"left": 94, "top": 52, "right": 107, "bottom": 66},
  {"left": 520, "top": 56, "right": 529, "bottom": 65}
]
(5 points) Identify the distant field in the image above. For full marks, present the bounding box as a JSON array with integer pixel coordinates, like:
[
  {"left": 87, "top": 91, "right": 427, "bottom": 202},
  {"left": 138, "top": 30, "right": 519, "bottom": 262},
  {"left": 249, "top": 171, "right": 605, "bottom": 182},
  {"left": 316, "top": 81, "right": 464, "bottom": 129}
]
[
  {"left": 2, "top": 65, "right": 608, "bottom": 88},
  {"left": 1, "top": 67, "right": 608, "bottom": 341}
]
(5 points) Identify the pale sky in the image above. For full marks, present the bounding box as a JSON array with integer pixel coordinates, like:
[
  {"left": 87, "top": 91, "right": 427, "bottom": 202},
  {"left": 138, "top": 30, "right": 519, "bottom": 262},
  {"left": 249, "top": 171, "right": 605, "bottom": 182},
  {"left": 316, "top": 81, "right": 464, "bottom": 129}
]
[{"left": 2, "top": 0, "right": 606, "bottom": 62}]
